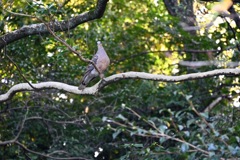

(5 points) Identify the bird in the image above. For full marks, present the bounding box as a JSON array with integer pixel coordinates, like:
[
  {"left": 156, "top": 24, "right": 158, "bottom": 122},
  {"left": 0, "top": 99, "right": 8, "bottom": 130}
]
[{"left": 78, "top": 41, "right": 110, "bottom": 90}]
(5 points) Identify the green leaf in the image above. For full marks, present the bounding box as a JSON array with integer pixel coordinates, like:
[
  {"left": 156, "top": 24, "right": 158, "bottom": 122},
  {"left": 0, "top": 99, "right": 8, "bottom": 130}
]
[
  {"left": 116, "top": 114, "right": 128, "bottom": 121},
  {"left": 159, "top": 137, "right": 167, "bottom": 144},
  {"left": 132, "top": 143, "right": 143, "bottom": 148},
  {"left": 199, "top": 112, "right": 209, "bottom": 119},
  {"left": 102, "top": 116, "right": 108, "bottom": 122},
  {"left": 178, "top": 125, "right": 184, "bottom": 131},
  {"left": 208, "top": 143, "right": 217, "bottom": 151},
  {"left": 113, "top": 129, "right": 121, "bottom": 139},
  {"left": 184, "top": 131, "right": 190, "bottom": 137},
  {"left": 181, "top": 143, "right": 189, "bottom": 153},
  {"left": 159, "top": 125, "right": 168, "bottom": 133},
  {"left": 187, "top": 119, "right": 195, "bottom": 128},
  {"left": 228, "top": 146, "right": 240, "bottom": 155}
]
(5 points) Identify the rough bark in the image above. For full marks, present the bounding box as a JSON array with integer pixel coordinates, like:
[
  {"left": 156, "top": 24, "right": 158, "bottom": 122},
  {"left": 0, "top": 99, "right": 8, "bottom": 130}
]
[
  {"left": 0, "top": 0, "right": 109, "bottom": 49},
  {"left": 163, "top": 0, "right": 196, "bottom": 34},
  {"left": 1, "top": 69, "right": 240, "bottom": 102},
  {"left": 163, "top": 0, "right": 197, "bottom": 61}
]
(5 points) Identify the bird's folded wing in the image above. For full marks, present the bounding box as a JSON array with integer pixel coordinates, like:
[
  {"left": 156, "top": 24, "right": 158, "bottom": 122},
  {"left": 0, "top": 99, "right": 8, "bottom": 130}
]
[{"left": 83, "top": 54, "right": 99, "bottom": 77}]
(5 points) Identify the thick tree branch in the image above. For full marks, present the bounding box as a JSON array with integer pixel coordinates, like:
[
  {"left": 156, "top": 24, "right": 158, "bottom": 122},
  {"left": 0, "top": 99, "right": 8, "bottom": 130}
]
[
  {"left": 163, "top": 0, "right": 196, "bottom": 35},
  {"left": 163, "top": 0, "right": 178, "bottom": 16},
  {"left": 1, "top": 69, "right": 240, "bottom": 102},
  {"left": 0, "top": 0, "right": 109, "bottom": 49}
]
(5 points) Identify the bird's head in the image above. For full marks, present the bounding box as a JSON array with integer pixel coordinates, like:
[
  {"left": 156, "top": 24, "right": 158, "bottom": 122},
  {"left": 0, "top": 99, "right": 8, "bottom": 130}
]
[{"left": 97, "top": 41, "right": 102, "bottom": 45}]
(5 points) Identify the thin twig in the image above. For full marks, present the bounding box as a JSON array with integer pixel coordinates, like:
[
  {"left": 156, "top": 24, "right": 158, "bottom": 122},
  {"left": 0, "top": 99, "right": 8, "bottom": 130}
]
[
  {"left": 112, "top": 47, "right": 238, "bottom": 64},
  {"left": 42, "top": 20, "right": 101, "bottom": 75},
  {"left": 170, "top": 116, "right": 185, "bottom": 141},
  {"left": 0, "top": 108, "right": 28, "bottom": 145},
  {"left": 4, "top": 10, "right": 102, "bottom": 76},
  {"left": 204, "top": 97, "right": 223, "bottom": 112},
  {"left": 5, "top": 54, "right": 38, "bottom": 90},
  {"left": 125, "top": 107, "right": 210, "bottom": 156},
  {"left": 223, "top": 16, "right": 240, "bottom": 51},
  {"left": 26, "top": 116, "right": 83, "bottom": 125},
  {"left": 0, "top": 0, "right": 109, "bottom": 49},
  {"left": 4, "top": 9, "right": 35, "bottom": 18},
  {"left": 189, "top": 101, "right": 229, "bottom": 147},
  {"left": 15, "top": 141, "right": 90, "bottom": 160}
]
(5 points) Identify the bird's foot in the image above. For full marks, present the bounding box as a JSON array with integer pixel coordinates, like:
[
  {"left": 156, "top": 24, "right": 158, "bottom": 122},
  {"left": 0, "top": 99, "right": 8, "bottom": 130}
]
[
  {"left": 78, "top": 84, "right": 86, "bottom": 90},
  {"left": 99, "top": 73, "right": 105, "bottom": 79},
  {"left": 100, "top": 76, "right": 107, "bottom": 84}
]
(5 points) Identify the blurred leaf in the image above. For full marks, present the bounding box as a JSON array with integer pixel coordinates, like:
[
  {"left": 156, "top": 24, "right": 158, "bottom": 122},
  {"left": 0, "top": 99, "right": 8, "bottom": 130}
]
[
  {"left": 113, "top": 129, "right": 121, "bottom": 139},
  {"left": 208, "top": 143, "right": 217, "bottom": 151},
  {"left": 181, "top": 143, "right": 189, "bottom": 153}
]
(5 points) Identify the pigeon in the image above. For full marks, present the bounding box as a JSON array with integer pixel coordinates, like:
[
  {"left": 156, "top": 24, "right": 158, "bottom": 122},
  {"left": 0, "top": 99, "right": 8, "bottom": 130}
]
[{"left": 78, "top": 41, "right": 110, "bottom": 90}]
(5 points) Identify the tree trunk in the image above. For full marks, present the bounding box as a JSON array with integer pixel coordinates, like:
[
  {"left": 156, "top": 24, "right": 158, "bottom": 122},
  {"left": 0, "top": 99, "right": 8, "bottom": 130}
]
[{"left": 163, "top": 0, "right": 197, "bottom": 60}]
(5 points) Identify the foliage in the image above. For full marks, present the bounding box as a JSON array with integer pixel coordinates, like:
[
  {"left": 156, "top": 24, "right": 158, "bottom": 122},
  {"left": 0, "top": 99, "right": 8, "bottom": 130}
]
[{"left": 0, "top": 0, "right": 240, "bottom": 159}]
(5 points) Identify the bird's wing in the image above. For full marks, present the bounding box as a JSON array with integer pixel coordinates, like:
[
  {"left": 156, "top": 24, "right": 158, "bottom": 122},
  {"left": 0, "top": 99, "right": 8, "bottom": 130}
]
[
  {"left": 79, "top": 41, "right": 110, "bottom": 90},
  {"left": 83, "top": 54, "right": 98, "bottom": 78}
]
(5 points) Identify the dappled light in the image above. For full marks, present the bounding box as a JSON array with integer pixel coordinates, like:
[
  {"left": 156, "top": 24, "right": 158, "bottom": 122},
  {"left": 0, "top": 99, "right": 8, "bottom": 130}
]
[{"left": 0, "top": 0, "right": 240, "bottom": 159}]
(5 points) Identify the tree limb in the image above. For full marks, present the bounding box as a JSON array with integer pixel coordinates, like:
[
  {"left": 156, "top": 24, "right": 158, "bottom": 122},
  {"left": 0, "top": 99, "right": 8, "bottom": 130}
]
[
  {"left": 0, "top": 0, "right": 109, "bottom": 49},
  {"left": 1, "top": 69, "right": 240, "bottom": 102},
  {"left": 179, "top": 61, "right": 240, "bottom": 68}
]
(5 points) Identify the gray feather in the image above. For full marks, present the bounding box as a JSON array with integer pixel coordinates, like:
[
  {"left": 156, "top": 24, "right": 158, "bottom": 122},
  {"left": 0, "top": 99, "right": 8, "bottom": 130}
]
[{"left": 78, "top": 41, "right": 110, "bottom": 90}]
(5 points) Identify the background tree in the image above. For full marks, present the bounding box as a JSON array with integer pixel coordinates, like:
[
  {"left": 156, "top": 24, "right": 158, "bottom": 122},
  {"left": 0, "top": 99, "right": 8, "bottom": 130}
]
[{"left": 0, "top": 0, "right": 240, "bottom": 159}]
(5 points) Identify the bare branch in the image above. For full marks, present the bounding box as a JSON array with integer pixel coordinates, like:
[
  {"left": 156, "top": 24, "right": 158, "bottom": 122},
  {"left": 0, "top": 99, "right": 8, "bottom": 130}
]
[
  {"left": 5, "top": 54, "right": 37, "bottom": 90},
  {"left": 0, "top": 69, "right": 240, "bottom": 102},
  {"left": 26, "top": 116, "right": 83, "bottom": 125},
  {"left": 3, "top": 9, "right": 105, "bottom": 75},
  {"left": 15, "top": 141, "right": 90, "bottom": 160},
  {"left": 189, "top": 101, "right": 230, "bottom": 148},
  {"left": 113, "top": 48, "right": 232, "bottom": 64},
  {"left": 179, "top": 61, "right": 240, "bottom": 68},
  {"left": 204, "top": 97, "right": 223, "bottom": 112},
  {"left": 0, "top": 0, "right": 109, "bottom": 49},
  {"left": 0, "top": 112, "right": 89, "bottom": 159},
  {"left": 42, "top": 22, "right": 102, "bottom": 75},
  {"left": 0, "top": 108, "right": 28, "bottom": 145},
  {"left": 109, "top": 107, "right": 210, "bottom": 156}
]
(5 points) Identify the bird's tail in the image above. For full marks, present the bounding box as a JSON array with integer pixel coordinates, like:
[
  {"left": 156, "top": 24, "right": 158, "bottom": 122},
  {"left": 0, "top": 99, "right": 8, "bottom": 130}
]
[{"left": 78, "top": 83, "right": 86, "bottom": 90}]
